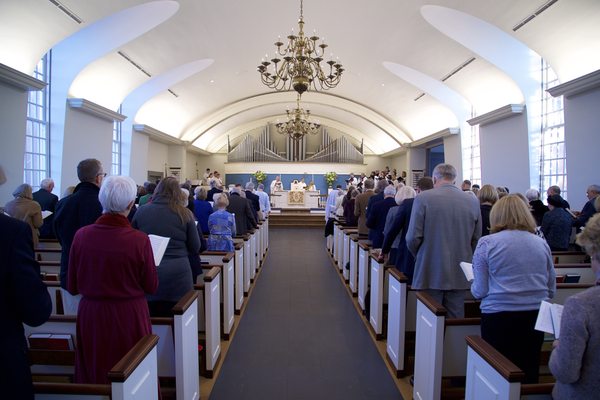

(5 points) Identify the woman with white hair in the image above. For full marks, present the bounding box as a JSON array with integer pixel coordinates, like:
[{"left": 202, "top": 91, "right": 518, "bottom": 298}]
[
  {"left": 67, "top": 175, "right": 158, "bottom": 384},
  {"left": 5, "top": 183, "right": 43, "bottom": 246}
]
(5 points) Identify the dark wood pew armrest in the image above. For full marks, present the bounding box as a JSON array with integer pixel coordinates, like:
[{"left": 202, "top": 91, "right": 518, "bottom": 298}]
[
  {"left": 416, "top": 291, "right": 447, "bottom": 316},
  {"left": 201, "top": 251, "right": 234, "bottom": 262},
  {"left": 520, "top": 383, "right": 555, "bottom": 394},
  {"left": 34, "top": 382, "right": 111, "bottom": 395},
  {"left": 107, "top": 334, "right": 159, "bottom": 382},
  {"left": 204, "top": 267, "right": 220, "bottom": 282},
  {"left": 388, "top": 268, "right": 408, "bottom": 283},
  {"left": 171, "top": 291, "right": 198, "bottom": 316},
  {"left": 466, "top": 335, "right": 525, "bottom": 382}
]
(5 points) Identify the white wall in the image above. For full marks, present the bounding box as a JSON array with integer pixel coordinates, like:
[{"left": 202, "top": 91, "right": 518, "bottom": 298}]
[
  {"left": 563, "top": 87, "right": 600, "bottom": 210},
  {"left": 60, "top": 107, "right": 113, "bottom": 193},
  {"left": 147, "top": 140, "right": 169, "bottom": 179},
  {"left": 443, "top": 134, "right": 463, "bottom": 184},
  {"left": 478, "top": 112, "right": 530, "bottom": 194},
  {"left": 0, "top": 82, "right": 28, "bottom": 206},
  {"left": 130, "top": 130, "right": 150, "bottom": 185}
]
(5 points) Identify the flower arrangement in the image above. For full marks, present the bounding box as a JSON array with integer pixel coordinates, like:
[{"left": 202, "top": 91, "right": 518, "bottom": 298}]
[
  {"left": 325, "top": 171, "right": 337, "bottom": 187},
  {"left": 253, "top": 170, "right": 267, "bottom": 183}
]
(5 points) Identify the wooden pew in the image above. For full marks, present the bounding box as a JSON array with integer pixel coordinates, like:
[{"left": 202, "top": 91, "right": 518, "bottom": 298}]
[
  {"left": 369, "top": 252, "right": 389, "bottom": 340},
  {"left": 233, "top": 242, "right": 245, "bottom": 311},
  {"left": 35, "top": 247, "right": 61, "bottom": 262},
  {"left": 341, "top": 227, "right": 357, "bottom": 282},
  {"left": 194, "top": 266, "right": 222, "bottom": 378},
  {"left": 233, "top": 234, "right": 251, "bottom": 295},
  {"left": 554, "top": 263, "right": 594, "bottom": 284},
  {"left": 201, "top": 251, "right": 236, "bottom": 339},
  {"left": 26, "top": 290, "right": 199, "bottom": 400},
  {"left": 36, "top": 239, "right": 61, "bottom": 250},
  {"left": 553, "top": 282, "right": 595, "bottom": 305},
  {"left": 261, "top": 216, "right": 269, "bottom": 258},
  {"left": 412, "top": 291, "right": 481, "bottom": 400},
  {"left": 44, "top": 281, "right": 64, "bottom": 315},
  {"left": 387, "top": 269, "right": 408, "bottom": 377},
  {"left": 247, "top": 228, "right": 258, "bottom": 281},
  {"left": 348, "top": 234, "right": 360, "bottom": 296},
  {"left": 357, "top": 240, "right": 372, "bottom": 312},
  {"left": 552, "top": 251, "right": 588, "bottom": 264},
  {"left": 465, "top": 335, "right": 554, "bottom": 400},
  {"left": 33, "top": 334, "right": 160, "bottom": 400},
  {"left": 39, "top": 260, "right": 60, "bottom": 276}
]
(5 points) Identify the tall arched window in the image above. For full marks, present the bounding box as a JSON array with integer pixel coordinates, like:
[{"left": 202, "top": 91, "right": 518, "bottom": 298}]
[
  {"left": 24, "top": 53, "right": 51, "bottom": 191},
  {"left": 112, "top": 105, "right": 122, "bottom": 175}
]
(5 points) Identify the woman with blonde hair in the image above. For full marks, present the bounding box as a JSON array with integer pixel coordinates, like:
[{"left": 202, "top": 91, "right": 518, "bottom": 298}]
[
  {"left": 471, "top": 194, "right": 555, "bottom": 383},
  {"left": 549, "top": 213, "right": 600, "bottom": 399},
  {"left": 132, "top": 177, "right": 201, "bottom": 316},
  {"left": 477, "top": 184, "right": 498, "bottom": 236},
  {"left": 5, "top": 183, "right": 43, "bottom": 246}
]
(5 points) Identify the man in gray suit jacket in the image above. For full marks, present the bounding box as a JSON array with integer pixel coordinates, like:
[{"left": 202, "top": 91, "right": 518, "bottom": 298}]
[{"left": 406, "top": 164, "right": 481, "bottom": 318}]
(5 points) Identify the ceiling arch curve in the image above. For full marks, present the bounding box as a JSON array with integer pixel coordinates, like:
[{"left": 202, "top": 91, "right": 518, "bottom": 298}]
[{"left": 178, "top": 91, "right": 410, "bottom": 154}]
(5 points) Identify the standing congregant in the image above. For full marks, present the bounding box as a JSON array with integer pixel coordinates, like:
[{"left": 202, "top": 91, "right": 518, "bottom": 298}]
[
  {"left": 32, "top": 178, "right": 58, "bottom": 239},
  {"left": 406, "top": 164, "right": 481, "bottom": 318},
  {"left": 53, "top": 158, "right": 104, "bottom": 314},
  {"left": 67, "top": 175, "right": 158, "bottom": 384}
]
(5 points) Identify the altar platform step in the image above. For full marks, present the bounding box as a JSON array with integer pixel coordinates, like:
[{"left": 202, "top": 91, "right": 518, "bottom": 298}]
[{"left": 269, "top": 211, "right": 325, "bottom": 228}]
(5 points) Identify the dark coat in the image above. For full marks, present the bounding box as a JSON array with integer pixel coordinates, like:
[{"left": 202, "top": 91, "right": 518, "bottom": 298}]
[
  {"left": 366, "top": 196, "right": 397, "bottom": 248},
  {"left": 227, "top": 193, "right": 257, "bottom": 236},
  {"left": 0, "top": 215, "right": 52, "bottom": 399},
  {"left": 53, "top": 182, "right": 102, "bottom": 289},
  {"left": 529, "top": 199, "right": 549, "bottom": 227},
  {"left": 480, "top": 203, "right": 493, "bottom": 236},
  {"left": 244, "top": 190, "right": 260, "bottom": 220},
  {"left": 206, "top": 187, "right": 222, "bottom": 202},
  {"left": 573, "top": 197, "right": 598, "bottom": 229},
  {"left": 32, "top": 188, "right": 58, "bottom": 238},
  {"left": 382, "top": 198, "right": 416, "bottom": 284}
]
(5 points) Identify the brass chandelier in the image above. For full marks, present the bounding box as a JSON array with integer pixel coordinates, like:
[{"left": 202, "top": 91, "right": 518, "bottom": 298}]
[
  {"left": 257, "top": 0, "right": 344, "bottom": 95},
  {"left": 276, "top": 95, "right": 321, "bottom": 141}
]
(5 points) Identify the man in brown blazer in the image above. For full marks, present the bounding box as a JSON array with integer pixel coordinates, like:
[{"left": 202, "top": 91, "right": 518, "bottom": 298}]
[{"left": 354, "top": 178, "right": 375, "bottom": 235}]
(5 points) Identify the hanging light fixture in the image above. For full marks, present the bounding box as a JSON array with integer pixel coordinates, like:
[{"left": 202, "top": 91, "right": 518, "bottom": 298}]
[
  {"left": 276, "top": 95, "right": 321, "bottom": 141},
  {"left": 257, "top": 0, "right": 344, "bottom": 95}
]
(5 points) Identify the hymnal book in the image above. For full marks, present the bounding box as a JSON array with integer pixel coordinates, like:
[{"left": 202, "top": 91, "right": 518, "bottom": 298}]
[
  {"left": 459, "top": 262, "right": 474, "bottom": 282},
  {"left": 41, "top": 210, "right": 53, "bottom": 219},
  {"left": 535, "top": 300, "right": 564, "bottom": 338},
  {"left": 563, "top": 274, "right": 581, "bottom": 283},
  {"left": 148, "top": 234, "right": 170, "bottom": 266},
  {"left": 28, "top": 333, "right": 74, "bottom": 350}
]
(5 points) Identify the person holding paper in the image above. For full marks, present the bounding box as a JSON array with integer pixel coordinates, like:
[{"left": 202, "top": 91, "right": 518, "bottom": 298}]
[
  {"left": 132, "top": 176, "right": 200, "bottom": 317},
  {"left": 4, "top": 183, "right": 43, "bottom": 247},
  {"left": 549, "top": 213, "right": 600, "bottom": 399},
  {"left": 67, "top": 175, "right": 158, "bottom": 384},
  {"left": 32, "top": 178, "right": 58, "bottom": 239},
  {"left": 471, "top": 194, "right": 556, "bottom": 383}
]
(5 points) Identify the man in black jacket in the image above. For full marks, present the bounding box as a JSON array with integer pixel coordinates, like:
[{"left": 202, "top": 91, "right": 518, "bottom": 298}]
[
  {"left": 0, "top": 165, "right": 52, "bottom": 400},
  {"left": 53, "top": 158, "right": 104, "bottom": 314}
]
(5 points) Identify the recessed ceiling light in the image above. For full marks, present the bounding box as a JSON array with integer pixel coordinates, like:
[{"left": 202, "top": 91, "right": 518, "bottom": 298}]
[{"left": 209, "top": 79, "right": 215, "bottom": 83}]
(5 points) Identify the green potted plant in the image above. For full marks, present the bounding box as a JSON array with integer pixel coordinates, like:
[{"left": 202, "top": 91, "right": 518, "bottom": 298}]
[
  {"left": 253, "top": 170, "right": 267, "bottom": 184},
  {"left": 325, "top": 171, "right": 337, "bottom": 188}
]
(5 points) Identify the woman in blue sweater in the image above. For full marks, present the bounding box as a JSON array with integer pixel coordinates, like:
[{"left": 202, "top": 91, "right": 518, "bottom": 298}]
[{"left": 471, "top": 194, "right": 556, "bottom": 383}]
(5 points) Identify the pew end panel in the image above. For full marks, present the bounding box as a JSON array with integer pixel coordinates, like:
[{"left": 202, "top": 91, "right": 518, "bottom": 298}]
[
  {"left": 172, "top": 291, "right": 200, "bottom": 400},
  {"left": 386, "top": 269, "right": 408, "bottom": 377},
  {"left": 465, "top": 335, "right": 554, "bottom": 400}
]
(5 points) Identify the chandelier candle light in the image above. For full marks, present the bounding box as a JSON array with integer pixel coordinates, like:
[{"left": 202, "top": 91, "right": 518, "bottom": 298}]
[
  {"left": 276, "top": 95, "right": 321, "bottom": 141},
  {"left": 257, "top": 0, "right": 344, "bottom": 95}
]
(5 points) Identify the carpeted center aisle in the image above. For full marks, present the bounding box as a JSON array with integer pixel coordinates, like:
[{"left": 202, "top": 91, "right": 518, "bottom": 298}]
[{"left": 209, "top": 227, "right": 402, "bottom": 400}]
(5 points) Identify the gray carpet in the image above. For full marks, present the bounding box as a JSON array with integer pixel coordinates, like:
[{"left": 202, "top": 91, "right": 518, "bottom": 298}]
[{"left": 209, "top": 227, "right": 402, "bottom": 400}]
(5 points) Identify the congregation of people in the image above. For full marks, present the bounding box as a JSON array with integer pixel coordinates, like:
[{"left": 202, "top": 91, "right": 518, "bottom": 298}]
[
  {"left": 324, "top": 163, "right": 600, "bottom": 398},
  {"left": 3, "top": 157, "right": 599, "bottom": 399},
  {"left": 0, "top": 159, "right": 274, "bottom": 399}
]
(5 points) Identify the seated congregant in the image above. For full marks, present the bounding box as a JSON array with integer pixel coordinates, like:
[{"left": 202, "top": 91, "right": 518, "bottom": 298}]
[
  {"left": 471, "top": 194, "right": 555, "bottom": 383},
  {"left": 67, "top": 175, "right": 158, "bottom": 384},
  {"left": 549, "top": 213, "right": 600, "bottom": 399}
]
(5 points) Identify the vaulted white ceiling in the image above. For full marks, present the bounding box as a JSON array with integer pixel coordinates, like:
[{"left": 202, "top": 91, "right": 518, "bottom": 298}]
[{"left": 1, "top": 0, "right": 599, "bottom": 154}]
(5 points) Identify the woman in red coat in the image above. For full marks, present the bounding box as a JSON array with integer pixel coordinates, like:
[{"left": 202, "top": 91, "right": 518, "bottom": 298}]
[{"left": 68, "top": 175, "right": 158, "bottom": 384}]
